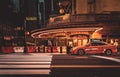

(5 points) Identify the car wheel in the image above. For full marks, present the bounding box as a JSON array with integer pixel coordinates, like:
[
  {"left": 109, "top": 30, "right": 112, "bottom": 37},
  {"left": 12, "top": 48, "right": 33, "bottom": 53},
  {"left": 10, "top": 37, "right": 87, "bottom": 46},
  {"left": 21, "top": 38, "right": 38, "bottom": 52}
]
[
  {"left": 78, "top": 49, "right": 85, "bottom": 55},
  {"left": 105, "top": 49, "right": 112, "bottom": 55}
]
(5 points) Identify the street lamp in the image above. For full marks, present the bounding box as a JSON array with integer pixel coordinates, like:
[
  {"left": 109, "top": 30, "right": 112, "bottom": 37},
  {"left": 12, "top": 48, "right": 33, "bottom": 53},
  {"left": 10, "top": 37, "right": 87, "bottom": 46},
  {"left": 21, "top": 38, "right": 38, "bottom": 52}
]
[
  {"left": 23, "top": 17, "right": 37, "bottom": 53},
  {"left": 24, "top": 19, "right": 27, "bottom": 53}
]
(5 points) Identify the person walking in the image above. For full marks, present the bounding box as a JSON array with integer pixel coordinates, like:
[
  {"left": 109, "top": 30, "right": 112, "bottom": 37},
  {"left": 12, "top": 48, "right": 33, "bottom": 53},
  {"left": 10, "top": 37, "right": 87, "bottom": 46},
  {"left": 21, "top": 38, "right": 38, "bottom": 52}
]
[{"left": 67, "top": 45, "right": 72, "bottom": 54}]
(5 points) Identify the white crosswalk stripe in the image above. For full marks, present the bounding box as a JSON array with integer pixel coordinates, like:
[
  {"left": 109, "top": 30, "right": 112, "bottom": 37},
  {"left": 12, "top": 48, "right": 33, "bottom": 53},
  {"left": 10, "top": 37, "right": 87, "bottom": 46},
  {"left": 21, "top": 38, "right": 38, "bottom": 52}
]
[
  {"left": 0, "top": 70, "right": 50, "bottom": 75},
  {"left": 0, "top": 53, "right": 53, "bottom": 75}
]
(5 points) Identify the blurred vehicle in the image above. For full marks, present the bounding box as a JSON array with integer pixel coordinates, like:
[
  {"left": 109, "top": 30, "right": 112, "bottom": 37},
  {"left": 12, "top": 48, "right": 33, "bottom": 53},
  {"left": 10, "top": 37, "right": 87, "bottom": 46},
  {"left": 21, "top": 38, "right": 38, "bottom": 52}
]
[
  {"left": 27, "top": 46, "right": 36, "bottom": 53},
  {"left": 70, "top": 42, "right": 117, "bottom": 55},
  {"left": 1, "top": 46, "right": 14, "bottom": 53},
  {"left": 13, "top": 46, "right": 24, "bottom": 53},
  {"left": 1, "top": 46, "right": 36, "bottom": 53}
]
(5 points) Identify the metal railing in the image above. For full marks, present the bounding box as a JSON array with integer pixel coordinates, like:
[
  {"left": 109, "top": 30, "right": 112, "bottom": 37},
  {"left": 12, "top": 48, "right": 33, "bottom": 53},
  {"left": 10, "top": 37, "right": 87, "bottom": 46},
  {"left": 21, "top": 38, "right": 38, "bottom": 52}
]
[{"left": 47, "top": 13, "right": 120, "bottom": 26}]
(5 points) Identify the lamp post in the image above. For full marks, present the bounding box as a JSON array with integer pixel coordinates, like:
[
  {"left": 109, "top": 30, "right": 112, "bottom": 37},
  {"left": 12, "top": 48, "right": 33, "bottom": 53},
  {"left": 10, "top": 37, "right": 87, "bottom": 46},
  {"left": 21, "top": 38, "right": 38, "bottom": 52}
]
[
  {"left": 24, "top": 19, "right": 27, "bottom": 53},
  {"left": 23, "top": 17, "right": 37, "bottom": 53}
]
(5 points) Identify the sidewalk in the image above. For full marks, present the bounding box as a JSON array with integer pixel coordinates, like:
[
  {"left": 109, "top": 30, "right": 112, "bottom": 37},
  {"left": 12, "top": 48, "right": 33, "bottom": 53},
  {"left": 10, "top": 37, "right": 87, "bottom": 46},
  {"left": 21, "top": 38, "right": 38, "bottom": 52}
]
[{"left": 0, "top": 52, "right": 67, "bottom": 56}]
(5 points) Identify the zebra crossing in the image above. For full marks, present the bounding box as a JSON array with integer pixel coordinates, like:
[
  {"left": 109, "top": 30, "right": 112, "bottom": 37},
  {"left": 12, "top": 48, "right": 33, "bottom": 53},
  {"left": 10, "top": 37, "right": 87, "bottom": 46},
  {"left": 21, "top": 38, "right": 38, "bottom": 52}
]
[{"left": 0, "top": 53, "right": 53, "bottom": 75}]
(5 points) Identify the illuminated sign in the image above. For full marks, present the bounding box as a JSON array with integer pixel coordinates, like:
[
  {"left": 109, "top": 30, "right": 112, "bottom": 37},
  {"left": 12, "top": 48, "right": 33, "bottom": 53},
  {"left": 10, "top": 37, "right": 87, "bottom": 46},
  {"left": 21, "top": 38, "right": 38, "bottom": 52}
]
[{"left": 26, "top": 17, "right": 37, "bottom": 20}]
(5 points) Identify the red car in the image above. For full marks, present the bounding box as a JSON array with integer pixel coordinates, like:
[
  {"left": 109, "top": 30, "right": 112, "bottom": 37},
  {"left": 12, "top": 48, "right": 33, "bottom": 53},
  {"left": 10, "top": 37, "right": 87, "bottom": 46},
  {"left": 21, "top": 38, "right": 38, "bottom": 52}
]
[{"left": 70, "top": 42, "right": 117, "bottom": 55}]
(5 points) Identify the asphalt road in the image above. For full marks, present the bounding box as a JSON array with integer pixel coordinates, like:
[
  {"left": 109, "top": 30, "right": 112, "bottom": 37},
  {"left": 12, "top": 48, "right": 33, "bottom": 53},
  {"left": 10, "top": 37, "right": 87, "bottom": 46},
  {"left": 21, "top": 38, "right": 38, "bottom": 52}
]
[
  {"left": 50, "top": 54, "right": 120, "bottom": 77},
  {"left": 0, "top": 53, "right": 120, "bottom": 77}
]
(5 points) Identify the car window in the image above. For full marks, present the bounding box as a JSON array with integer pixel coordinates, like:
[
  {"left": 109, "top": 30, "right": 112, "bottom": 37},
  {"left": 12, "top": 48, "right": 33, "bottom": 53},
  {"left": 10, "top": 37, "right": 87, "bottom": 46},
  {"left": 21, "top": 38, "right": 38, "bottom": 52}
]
[
  {"left": 91, "top": 43, "right": 98, "bottom": 46},
  {"left": 99, "top": 43, "right": 107, "bottom": 45},
  {"left": 90, "top": 42, "right": 107, "bottom": 46}
]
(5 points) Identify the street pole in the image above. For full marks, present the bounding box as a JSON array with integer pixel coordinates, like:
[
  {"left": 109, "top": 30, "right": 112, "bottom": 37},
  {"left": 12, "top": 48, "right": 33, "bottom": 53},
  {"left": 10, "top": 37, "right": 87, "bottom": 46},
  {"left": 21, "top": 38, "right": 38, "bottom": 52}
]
[{"left": 24, "top": 19, "right": 27, "bottom": 53}]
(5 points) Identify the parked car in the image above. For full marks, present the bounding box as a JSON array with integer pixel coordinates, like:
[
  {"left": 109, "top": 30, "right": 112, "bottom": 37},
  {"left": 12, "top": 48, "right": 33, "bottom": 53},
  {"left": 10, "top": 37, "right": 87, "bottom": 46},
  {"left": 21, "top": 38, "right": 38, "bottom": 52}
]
[{"left": 70, "top": 42, "right": 117, "bottom": 55}]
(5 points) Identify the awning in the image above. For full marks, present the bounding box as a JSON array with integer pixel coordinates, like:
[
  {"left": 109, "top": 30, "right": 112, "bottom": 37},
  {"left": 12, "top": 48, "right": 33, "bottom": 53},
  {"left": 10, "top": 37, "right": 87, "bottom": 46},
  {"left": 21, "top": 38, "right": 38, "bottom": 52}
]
[{"left": 31, "top": 27, "right": 103, "bottom": 38}]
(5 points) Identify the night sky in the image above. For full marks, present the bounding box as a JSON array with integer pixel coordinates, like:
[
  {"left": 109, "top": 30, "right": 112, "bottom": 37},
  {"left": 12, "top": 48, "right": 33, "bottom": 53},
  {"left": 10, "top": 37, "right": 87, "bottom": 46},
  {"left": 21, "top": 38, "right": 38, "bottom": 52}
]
[{"left": 0, "top": 0, "right": 23, "bottom": 26}]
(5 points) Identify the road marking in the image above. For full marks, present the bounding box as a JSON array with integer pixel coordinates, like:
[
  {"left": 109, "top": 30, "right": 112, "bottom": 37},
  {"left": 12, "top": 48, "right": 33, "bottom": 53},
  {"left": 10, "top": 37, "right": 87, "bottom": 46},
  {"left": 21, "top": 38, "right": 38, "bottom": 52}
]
[
  {"left": 91, "top": 55, "right": 120, "bottom": 63},
  {"left": 0, "top": 62, "right": 51, "bottom": 65},
  {"left": 0, "top": 65, "right": 51, "bottom": 69},
  {"left": 75, "top": 56, "right": 88, "bottom": 58},
  {"left": 0, "top": 54, "right": 53, "bottom": 75},
  {"left": 0, "top": 56, "right": 53, "bottom": 58},
  {"left": 0, "top": 59, "right": 52, "bottom": 62},
  {"left": 51, "top": 65, "right": 120, "bottom": 68},
  {"left": 0, "top": 70, "right": 50, "bottom": 75}
]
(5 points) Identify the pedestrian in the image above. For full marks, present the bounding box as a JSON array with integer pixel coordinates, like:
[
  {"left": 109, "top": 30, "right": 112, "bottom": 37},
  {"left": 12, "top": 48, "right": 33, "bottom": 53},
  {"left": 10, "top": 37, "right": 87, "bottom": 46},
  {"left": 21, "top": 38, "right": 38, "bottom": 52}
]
[{"left": 67, "top": 45, "right": 72, "bottom": 54}]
